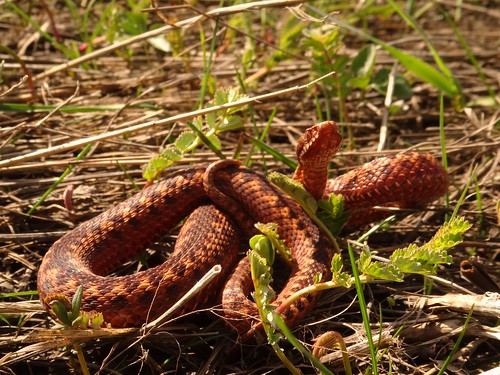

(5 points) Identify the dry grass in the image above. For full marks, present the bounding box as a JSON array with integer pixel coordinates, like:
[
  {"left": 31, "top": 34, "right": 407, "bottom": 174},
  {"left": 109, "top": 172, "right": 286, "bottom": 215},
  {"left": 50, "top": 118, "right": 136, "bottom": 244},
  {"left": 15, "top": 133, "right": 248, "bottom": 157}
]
[{"left": 0, "top": 1, "right": 498, "bottom": 374}]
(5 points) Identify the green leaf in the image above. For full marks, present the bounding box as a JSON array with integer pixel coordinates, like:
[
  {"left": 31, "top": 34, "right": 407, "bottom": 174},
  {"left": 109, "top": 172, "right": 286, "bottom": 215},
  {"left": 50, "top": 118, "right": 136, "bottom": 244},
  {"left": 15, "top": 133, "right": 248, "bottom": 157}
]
[
  {"left": 213, "top": 87, "right": 248, "bottom": 117},
  {"left": 350, "top": 45, "right": 376, "bottom": 89},
  {"left": 330, "top": 254, "right": 353, "bottom": 288},
  {"left": 142, "top": 145, "right": 183, "bottom": 181},
  {"left": 192, "top": 116, "right": 204, "bottom": 130},
  {"left": 390, "top": 217, "right": 470, "bottom": 275},
  {"left": 71, "top": 285, "right": 83, "bottom": 320},
  {"left": 349, "top": 76, "right": 371, "bottom": 90},
  {"left": 175, "top": 131, "right": 197, "bottom": 151},
  {"left": 50, "top": 300, "right": 71, "bottom": 326},
  {"left": 206, "top": 133, "right": 221, "bottom": 151},
  {"left": 206, "top": 111, "right": 217, "bottom": 129},
  {"left": 331, "top": 253, "right": 344, "bottom": 274},
  {"left": 267, "top": 172, "right": 318, "bottom": 214},
  {"left": 249, "top": 235, "right": 275, "bottom": 266},
  {"left": 372, "top": 68, "right": 413, "bottom": 100},
  {"left": 218, "top": 115, "right": 243, "bottom": 131},
  {"left": 384, "top": 45, "right": 459, "bottom": 98},
  {"left": 361, "top": 260, "right": 404, "bottom": 282},
  {"left": 90, "top": 312, "right": 105, "bottom": 328},
  {"left": 120, "top": 11, "right": 147, "bottom": 36},
  {"left": 313, "top": 272, "right": 323, "bottom": 284},
  {"left": 317, "top": 193, "right": 350, "bottom": 236}
]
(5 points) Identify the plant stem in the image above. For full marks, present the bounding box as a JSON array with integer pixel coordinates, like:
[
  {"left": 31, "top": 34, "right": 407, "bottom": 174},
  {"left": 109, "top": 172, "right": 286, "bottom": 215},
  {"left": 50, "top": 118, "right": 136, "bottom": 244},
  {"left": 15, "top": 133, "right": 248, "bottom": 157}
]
[
  {"left": 347, "top": 243, "right": 379, "bottom": 375},
  {"left": 73, "top": 344, "right": 90, "bottom": 375}
]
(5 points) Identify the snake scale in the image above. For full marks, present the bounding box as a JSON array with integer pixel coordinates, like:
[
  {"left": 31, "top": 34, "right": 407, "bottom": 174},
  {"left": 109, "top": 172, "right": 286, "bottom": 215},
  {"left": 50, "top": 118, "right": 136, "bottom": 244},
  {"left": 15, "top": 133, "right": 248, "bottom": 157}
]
[{"left": 37, "top": 121, "right": 449, "bottom": 337}]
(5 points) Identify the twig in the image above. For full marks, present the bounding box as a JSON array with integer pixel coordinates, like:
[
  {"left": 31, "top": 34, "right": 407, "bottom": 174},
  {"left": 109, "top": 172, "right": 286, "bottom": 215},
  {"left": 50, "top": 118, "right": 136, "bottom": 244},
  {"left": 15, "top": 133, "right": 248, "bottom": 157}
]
[
  {"left": 0, "top": 72, "right": 335, "bottom": 169},
  {"left": 0, "top": 75, "right": 28, "bottom": 98},
  {"left": 143, "top": 265, "right": 222, "bottom": 330},
  {"left": 377, "top": 62, "right": 397, "bottom": 152},
  {"left": 32, "top": 82, "right": 80, "bottom": 128}
]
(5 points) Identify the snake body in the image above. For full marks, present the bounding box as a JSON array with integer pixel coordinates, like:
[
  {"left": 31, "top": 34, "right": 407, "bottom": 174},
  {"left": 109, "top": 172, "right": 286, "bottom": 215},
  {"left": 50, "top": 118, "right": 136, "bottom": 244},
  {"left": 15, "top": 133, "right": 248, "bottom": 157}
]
[
  {"left": 37, "top": 121, "right": 448, "bottom": 335},
  {"left": 328, "top": 151, "right": 449, "bottom": 227},
  {"left": 38, "top": 161, "right": 333, "bottom": 331}
]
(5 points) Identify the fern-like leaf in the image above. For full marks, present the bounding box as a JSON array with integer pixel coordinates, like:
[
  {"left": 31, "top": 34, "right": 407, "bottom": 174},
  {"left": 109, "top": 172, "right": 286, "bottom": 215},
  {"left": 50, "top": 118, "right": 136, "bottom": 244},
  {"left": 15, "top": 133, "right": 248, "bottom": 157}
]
[
  {"left": 390, "top": 217, "right": 470, "bottom": 275},
  {"left": 330, "top": 253, "right": 353, "bottom": 288}
]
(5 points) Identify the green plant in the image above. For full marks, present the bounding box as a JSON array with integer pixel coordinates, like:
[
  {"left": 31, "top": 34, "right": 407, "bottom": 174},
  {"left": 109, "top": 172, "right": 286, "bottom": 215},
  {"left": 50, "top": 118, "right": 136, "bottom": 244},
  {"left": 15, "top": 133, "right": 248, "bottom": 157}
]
[
  {"left": 48, "top": 286, "right": 105, "bottom": 375},
  {"left": 142, "top": 87, "right": 247, "bottom": 182},
  {"left": 306, "top": 4, "right": 463, "bottom": 104},
  {"left": 249, "top": 209, "right": 470, "bottom": 373}
]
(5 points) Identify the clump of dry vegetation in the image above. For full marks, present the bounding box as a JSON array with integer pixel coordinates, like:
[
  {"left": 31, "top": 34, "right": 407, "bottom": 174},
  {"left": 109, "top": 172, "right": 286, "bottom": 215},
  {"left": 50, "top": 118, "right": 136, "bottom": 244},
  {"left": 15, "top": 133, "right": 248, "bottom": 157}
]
[{"left": 0, "top": 1, "right": 498, "bottom": 374}]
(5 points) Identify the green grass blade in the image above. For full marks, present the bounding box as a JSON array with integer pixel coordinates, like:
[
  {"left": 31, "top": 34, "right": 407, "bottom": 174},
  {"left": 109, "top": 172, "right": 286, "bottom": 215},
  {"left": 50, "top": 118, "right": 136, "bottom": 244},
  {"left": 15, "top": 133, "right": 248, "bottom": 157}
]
[
  {"left": 439, "top": 6, "right": 498, "bottom": 105},
  {"left": 195, "top": 4, "right": 221, "bottom": 109},
  {"left": 439, "top": 95, "right": 450, "bottom": 218},
  {"left": 274, "top": 314, "right": 335, "bottom": 374},
  {"left": 27, "top": 144, "right": 93, "bottom": 215},
  {"left": 0, "top": 290, "right": 39, "bottom": 298},
  {"left": 388, "top": 0, "right": 452, "bottom": 78},
  {"left": 436, "top": 306, "right": 474, "bottom": 375},
  {"left": 382, "top": 44, "right": 460, "bottom": 99},
  {"left": 246, "top": 136, "right": 297, "bottom": 169},
  {"left": 450, "top": 164, "right": 478, "bottom": 221},
  {"left": 347, "top": 243, "right": 379, "bottom": 375}
]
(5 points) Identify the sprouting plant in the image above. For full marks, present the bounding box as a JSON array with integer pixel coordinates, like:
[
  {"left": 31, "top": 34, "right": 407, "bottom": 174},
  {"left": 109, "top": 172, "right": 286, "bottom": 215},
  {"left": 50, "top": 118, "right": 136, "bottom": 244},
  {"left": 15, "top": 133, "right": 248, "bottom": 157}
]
[
  {"left": 49, "top": 286, "right": 104, "bottom": 331},
  {"left": 302, "top": 24, "right": 347, "bottom": 95},
  {"left": 48, "top": 286, "right": 105, "bottom": 375},
  {"left": 142, "top": 87, "right": 248, "bottom": 182},
  {"left": 303, "top": 23, "right": 413, "bottom": 118}
]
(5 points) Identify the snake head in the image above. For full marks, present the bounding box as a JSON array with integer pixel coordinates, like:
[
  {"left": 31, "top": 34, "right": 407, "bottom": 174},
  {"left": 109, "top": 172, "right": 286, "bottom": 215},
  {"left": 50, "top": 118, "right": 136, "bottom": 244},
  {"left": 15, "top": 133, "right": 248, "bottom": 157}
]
[
  {"left": 296, "top": 121, "right": 342, "bottom": 164},
  {"left": 294, "top": 121, "right": 342, "bottom": 199}
]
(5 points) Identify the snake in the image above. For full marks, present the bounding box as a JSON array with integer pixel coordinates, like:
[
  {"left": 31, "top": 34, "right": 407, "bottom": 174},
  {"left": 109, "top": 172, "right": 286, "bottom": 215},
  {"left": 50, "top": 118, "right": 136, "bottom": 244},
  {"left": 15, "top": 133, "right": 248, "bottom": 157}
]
[{"left": 37, "top": 121, "right": 448, "bottom": 337}]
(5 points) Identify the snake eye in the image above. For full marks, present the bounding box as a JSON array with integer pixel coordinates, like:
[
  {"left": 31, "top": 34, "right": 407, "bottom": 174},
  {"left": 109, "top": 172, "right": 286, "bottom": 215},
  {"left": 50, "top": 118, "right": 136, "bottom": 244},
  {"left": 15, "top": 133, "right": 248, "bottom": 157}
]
[{"left": 297, "top": 126, "right": 319, "bottom": 159}]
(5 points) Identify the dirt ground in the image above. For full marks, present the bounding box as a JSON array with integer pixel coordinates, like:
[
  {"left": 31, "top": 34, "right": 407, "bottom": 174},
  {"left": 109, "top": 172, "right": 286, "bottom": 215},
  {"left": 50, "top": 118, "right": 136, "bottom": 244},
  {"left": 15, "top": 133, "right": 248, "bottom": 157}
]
[{"left": 0, "top": 1, "right": 498, "bottom": 374}]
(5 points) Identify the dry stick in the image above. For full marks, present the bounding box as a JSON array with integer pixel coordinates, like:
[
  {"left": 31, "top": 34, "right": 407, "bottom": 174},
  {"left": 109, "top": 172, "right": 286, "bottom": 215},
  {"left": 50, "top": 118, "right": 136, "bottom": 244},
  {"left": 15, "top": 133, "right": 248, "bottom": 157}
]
[
  {"left": 143, "top": 265, "right": 222, "bottom": 331},
  {"left": 32, "top": 82, "right": 80, "bottom": 128},
  {"left": 34, "top": 0, "right": 306, "bottom": 82},
  {"left": 0, "top": 72, "right": 335, "bottom": 169},
  {"left": 0, "top": 75, "right": 28, "bottom": 98},
  {"left": 377, "top": 62, "right": 397, "bottom": 152},
  {"left": 2, "top": 141, "right": 498, "bottom": 173}
]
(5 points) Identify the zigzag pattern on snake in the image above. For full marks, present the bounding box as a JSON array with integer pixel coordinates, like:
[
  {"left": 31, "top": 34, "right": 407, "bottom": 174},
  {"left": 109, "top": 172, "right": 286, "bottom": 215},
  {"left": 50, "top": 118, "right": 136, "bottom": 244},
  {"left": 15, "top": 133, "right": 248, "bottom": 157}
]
[{"left": 37, "top": 121, "right": 448, "bottom": 337}]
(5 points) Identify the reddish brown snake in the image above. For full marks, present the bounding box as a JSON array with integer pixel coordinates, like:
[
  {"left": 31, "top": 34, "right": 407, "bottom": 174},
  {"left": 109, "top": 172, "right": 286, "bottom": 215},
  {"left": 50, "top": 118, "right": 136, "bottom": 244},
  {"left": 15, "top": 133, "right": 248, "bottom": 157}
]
[{"left": 37, "top": 121, "right": 448, "bottom": 336}]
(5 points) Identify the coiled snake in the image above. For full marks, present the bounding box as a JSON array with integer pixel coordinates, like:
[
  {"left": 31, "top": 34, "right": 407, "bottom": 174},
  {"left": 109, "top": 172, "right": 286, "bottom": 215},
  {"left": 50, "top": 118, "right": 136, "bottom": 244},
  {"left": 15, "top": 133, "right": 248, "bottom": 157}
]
[{"left": 37, "top": 121, "right": 448, "bottom": 337}]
